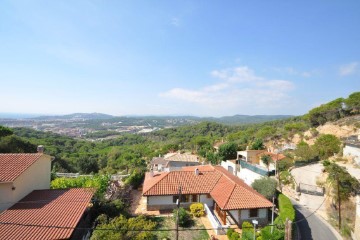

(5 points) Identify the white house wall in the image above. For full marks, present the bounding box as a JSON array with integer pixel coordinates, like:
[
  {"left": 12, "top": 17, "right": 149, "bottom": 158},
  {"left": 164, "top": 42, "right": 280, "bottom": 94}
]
[
  {"left": 239, "top": 168, "right": 263, "bottom": 186},
  {"left": 12, "top": 156, "right": 51, "bottom": 204},
  {"left": 148, "top": 195, "right": 173, "bottom": 205},
  {"left": 199, "top": 194, "right": 214, "bottom": 207},
  {"left": 221, "top": 161, "right": 237, "bottom": 176},
  {"left": 240, "top": 208, "right": 268, "bottom": 226},
  {"left": 0, "top": 155, "right": 51, "bottom": 212}
]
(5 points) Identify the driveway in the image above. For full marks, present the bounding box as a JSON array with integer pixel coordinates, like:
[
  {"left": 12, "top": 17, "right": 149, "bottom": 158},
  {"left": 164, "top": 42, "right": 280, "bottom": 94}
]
[
  {"left": 292, "top": 200, "right": 341, "bottom": 240},
  {"left": 290, "top": 163, "right": 328, "bottom": 219}
]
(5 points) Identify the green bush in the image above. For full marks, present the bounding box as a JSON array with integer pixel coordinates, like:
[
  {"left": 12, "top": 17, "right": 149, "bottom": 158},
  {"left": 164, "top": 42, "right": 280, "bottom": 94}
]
[
  {"left": 227, "top": 228, "right": 241, "bottom": 240},
  {"left": 227, "top": 228, "right": 235, "bottom": 238},
  {"left": 242, "top": 221, "right": 254, "bottom": 240},
  {"left": 124, "top": 169, "right": 145, "bottom": 189},
  {"left": 190, "top": 203, "right": 205, "bottom": 217},
  {"left": 173, "top": 207, "right": 191, "bottom": 227},
  {"left": 277, "top": 194, "right": 295, "bottom": 223}
]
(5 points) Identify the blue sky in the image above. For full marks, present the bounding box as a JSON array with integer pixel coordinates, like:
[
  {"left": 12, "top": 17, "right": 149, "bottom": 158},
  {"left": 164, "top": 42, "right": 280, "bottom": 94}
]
[{"left": 0, "top": 1, "right": 359, "bottom": 117}]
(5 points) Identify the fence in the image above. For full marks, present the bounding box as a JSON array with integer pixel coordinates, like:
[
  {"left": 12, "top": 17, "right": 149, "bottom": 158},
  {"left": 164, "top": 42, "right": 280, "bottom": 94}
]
[
  {"left": 204, "top": 204, "right": 226, "bottom": 235},
  {"left": 239, "top": 160, "right": 269, "bottom": 176},
  {"left": 298, "top": 183, "right": 325, "bottom": 196},
  {"left": 55, "top": 173, "right": 129, "bottom": 181}
]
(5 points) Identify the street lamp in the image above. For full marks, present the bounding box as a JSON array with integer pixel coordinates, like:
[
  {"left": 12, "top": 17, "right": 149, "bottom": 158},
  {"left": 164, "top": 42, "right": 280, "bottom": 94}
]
[{"left": 252, "top": 219, "right": 258, "bottom": 240}]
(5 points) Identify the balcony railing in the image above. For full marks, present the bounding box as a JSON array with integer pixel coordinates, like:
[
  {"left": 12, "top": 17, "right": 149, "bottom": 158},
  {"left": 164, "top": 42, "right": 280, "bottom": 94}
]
[{"left": 239, "top": 160, "right": 269, "bottom": 176}]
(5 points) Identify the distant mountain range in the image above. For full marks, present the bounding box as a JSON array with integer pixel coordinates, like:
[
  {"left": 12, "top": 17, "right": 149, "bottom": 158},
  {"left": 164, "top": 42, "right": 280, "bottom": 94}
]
[
  {"left": 21, "top": 113, "right": 293, "bottom": 125},
  {"left": 31, "top": 113, "right": 114, "bottom": 120}
]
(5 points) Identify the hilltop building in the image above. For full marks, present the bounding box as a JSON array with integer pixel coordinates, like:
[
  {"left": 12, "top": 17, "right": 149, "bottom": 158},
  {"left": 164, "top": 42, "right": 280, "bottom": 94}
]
[{"left": 150, "top": 152, "right": 200, "bottom": 172}]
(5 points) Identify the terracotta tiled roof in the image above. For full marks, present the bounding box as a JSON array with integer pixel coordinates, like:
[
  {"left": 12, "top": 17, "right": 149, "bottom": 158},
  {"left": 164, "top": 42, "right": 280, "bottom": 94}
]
[
  {"left": 143, "top": 165, "right": 273, "bottom": 210},
  {"left": 213, "top": 166, "right": 273, "bottom": 210},
  {"left": 143, "top": 170, "right": 222, "bottom": 196},
  {"left": 0, "top": 154, "right": 45, "bottom": 182},
  {"left": 0, "top": 188, "right": 94, "bottom": 240},
  {"left": 258, "top": 152, "right": 286, "bottom": 162}
]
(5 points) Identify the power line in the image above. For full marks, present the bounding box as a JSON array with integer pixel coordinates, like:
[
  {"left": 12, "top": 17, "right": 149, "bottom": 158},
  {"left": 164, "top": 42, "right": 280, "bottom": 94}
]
[
  {"left": 0, "top": 221, "right": 281, "bottom": 232},
  {"left": 292, "top": 192, "right": 329, "bottom": 224}
]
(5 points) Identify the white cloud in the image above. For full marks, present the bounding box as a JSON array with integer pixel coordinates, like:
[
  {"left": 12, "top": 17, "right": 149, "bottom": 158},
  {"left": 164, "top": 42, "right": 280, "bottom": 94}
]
[
  {"left": 339, "top": 62, "right": 359, "bottom": 76},
  {"left": 160, "top": 66, "right": 295, "bottom": 114}
]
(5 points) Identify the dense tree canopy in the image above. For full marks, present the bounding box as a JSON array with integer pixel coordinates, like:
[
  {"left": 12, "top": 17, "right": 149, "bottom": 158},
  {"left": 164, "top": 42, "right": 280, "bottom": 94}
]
[{"left": 314, "top": 134, "right": 341, "bottom": 159}]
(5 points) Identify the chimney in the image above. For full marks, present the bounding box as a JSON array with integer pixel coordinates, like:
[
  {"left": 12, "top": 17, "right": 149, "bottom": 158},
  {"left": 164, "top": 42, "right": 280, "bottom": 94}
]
[
  {"left": 37, "top": 145, "right": 44, "bottom": 153},
  {"left": 195, "top": 168, "right": 199, "bottom": 176}
]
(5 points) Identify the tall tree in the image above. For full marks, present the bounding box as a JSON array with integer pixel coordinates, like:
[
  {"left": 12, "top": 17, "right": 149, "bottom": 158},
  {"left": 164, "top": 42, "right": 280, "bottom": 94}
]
[
  {"left": 218, "top": 142, "right": 238, "bottom": 160},
  {"left": 261, "top": 154, "right": 272, "bottom": 171},
  {"left": 324, "top": 162, "right": 360, "bottom": 229}
]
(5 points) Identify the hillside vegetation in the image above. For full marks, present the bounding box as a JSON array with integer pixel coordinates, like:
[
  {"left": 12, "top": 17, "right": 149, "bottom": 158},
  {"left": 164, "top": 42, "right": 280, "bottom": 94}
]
[{"left": 0, "top": 92, "right": 358, "bottom": 175}]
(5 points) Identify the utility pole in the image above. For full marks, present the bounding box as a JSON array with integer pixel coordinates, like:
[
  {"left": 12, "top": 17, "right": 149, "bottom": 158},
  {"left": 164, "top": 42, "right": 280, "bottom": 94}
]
[
  {"left": 337, "top": 174, "right": 341, "bottom": 230},
  {"left": 271, "top": 195, "right": 275, "bottom": 234},
  {"left": 176, "top": 186, "right": 182, "bottom": 240}
]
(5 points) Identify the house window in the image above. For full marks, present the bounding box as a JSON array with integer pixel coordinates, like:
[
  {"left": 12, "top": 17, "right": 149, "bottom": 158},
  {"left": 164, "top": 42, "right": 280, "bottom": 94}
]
[
  {"left": 173, "top": 196, "right": 179, "bottom": 203},
  {"left": 181, "top": 195, "right": 190, "bottom": 202},
  {"left": 249, "top": 209, "right": 258, "bottom": 218},
  {"left": 191, "top": 194, "right": 198, "bottom": 202}
]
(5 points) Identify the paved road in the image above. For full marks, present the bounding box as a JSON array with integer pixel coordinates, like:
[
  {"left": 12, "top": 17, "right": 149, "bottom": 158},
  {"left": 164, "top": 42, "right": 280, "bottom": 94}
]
[{"left": 292, "top": 201, "right": 339, "bottom": 240}]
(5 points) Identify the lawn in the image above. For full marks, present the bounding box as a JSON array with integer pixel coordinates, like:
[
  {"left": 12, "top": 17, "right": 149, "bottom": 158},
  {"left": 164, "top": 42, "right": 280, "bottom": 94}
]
[{"left": 152, "top": 216, "right": 209, "bottom": 240}]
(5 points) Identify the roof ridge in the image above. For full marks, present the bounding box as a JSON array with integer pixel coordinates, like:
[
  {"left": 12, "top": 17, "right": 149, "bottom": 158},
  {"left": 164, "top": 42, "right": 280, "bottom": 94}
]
[
  {"left": 223, "top": 181, "right": 236, "bottom": 210},
  {"left": 213, "top": 166, "right": 268, "bottom": 199}
]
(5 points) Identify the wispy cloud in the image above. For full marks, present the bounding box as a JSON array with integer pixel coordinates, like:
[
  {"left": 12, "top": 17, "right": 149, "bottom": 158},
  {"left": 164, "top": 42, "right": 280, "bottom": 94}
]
[
  {"left": 171, "top": 17, "right": 180, "bottom": 27},
  {"left": 339, "top": 62, "right": 359, "bottom": 76},
  {"left": 160, "top": 66, "right": 295, "bottom": 113}
]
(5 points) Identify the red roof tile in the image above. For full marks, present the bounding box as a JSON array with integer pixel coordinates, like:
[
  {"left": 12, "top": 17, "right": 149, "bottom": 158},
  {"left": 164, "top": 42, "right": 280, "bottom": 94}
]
[
  {"left": 0, "top": 188, "right": 94, "bottom": 240},
  {"left": 0, "top": 154, "right": 46, "bottom": 182},
  {"left": 258, "top": 152, "right": 286, "bottom": 161},
  {"left": 143, "top": 165, "right": 273, "bottom": 210}
]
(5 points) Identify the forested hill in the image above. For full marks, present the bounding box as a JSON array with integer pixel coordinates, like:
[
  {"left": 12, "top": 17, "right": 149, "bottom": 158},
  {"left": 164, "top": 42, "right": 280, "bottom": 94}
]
[{"left": 0, "top": 92, "right": 359, "bottom": 175}]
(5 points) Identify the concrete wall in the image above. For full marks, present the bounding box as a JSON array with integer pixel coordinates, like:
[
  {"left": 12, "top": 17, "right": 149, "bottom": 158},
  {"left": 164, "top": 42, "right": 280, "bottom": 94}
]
[
  {"left": 0, "top": 155, "right": 51, "bottom": 212},
  {"left": 344, "top": 144, "right": 360, "bottom": 165}
]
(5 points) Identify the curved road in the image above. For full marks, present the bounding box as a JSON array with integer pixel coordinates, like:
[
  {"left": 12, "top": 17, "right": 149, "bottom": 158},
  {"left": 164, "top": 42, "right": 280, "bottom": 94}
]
[{"left": 292, "top": 201, "right": 339, "bottom": 240}]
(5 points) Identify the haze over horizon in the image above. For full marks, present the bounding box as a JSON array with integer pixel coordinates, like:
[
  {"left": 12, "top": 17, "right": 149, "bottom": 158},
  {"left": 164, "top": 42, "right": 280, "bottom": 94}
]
[{"left": 1, "top": 1, "right": 359, "bottom": 117}]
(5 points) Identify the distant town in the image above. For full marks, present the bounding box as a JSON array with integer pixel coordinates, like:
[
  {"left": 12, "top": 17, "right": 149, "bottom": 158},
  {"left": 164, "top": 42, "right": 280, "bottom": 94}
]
[{"left": 0, "top": 113, "right": 291, "bottom": 140}]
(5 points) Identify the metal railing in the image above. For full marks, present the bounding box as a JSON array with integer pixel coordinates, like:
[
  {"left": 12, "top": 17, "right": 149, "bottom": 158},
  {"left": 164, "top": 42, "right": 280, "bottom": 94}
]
[{"left": 239, "top": 160, "right": 269, "bottom": 176}]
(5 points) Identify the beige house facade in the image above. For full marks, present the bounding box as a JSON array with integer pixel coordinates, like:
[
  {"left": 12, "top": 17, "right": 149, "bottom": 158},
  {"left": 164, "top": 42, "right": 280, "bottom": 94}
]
[{"left": 0, "top": 153, "right": 52, "bottom": 212}]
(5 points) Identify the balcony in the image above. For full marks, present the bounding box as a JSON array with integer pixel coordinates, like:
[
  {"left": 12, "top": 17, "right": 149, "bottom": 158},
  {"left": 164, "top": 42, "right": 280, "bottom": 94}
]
[{"left": 239, "top": 160, "right": 269, "bottom": 176}]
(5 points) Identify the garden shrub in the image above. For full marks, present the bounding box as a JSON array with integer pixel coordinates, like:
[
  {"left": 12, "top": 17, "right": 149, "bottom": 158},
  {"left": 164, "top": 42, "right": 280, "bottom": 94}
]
[
  {"left": 242, "top": 221, "right": 254, "bottom": 240},
  {"left": 277, "top": 194, "right": 295, "bottom": 223},
  {"left": 173, "top": 207, "right": 191, "bottom": 227},
  {"left": 190, "top": 202, "right": 205, "bottom": 217}
]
